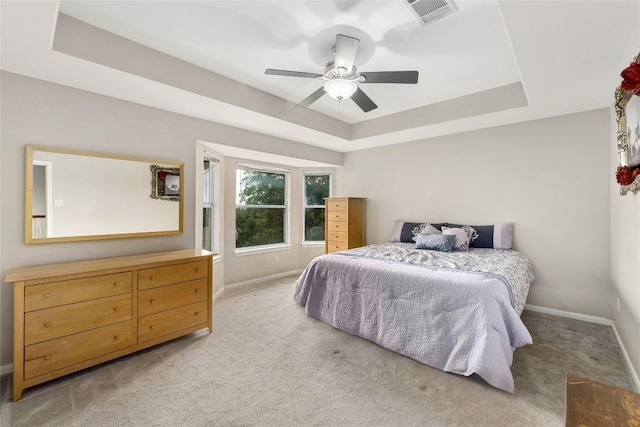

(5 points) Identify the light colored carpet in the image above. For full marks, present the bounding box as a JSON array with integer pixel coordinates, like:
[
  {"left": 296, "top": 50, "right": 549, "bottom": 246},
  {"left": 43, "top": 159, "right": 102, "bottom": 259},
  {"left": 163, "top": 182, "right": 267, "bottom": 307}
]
[{"left": 1, "top": 275, "right": 633, "bottom": 426}]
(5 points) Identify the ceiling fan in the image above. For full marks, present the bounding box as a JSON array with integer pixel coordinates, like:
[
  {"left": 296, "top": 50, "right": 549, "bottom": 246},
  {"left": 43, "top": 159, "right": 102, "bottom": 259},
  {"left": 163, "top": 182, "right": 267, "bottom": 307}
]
[{"left": 265, "top": 34, "right": 419, "bottom": 113}]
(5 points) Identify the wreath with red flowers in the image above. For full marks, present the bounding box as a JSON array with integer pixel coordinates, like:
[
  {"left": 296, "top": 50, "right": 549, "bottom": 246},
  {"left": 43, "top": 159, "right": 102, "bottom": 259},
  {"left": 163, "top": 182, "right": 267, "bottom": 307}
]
[{"left": 621, "top": 62, "right": 640, "bottom": 95}]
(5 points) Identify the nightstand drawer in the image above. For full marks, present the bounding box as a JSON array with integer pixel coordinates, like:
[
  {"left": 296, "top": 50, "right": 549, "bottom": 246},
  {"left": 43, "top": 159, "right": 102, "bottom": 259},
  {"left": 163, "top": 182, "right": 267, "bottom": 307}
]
[
  {"left": 138, "top": 260, "right": 208, "bottom": 290},
  {"left": 24, "top": 321, "right": 132, "bottom": 379},
  {"left": 138, "top": 279, "right": 208, "bottom": 317},
  {"left": 25, "top": 272, "right": 132, "bottom": 312},
  {"left": 25, "top": 294, "right": 132, "bottom": 345},
  {"left": 327, "top": 221, "right": 347, "bottom": 232},
  {"left": 327, "top": 242, "right": 349, "bottom": 253},
  {"left": 327, "top": 199, "right": 347, "bottom": 211},
  {"left": 327, "top": 231, "right": 346, "bottom": 243},
  {"left": 138, "top": 301, "right": 208, "bottom": 343},
  {"left": 327, "top": 211, "right": 348, "bottom": 221}
]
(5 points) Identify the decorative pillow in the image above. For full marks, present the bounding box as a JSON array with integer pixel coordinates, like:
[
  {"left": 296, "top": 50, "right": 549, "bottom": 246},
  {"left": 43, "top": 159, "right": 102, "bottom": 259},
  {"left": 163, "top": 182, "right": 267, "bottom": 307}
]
[
  {"left": 441, "top": 227, "right": 472, "bottom": 251},
  {"left": 411, "top": 223, "right": 441, "bottom": 242},
  {"left": 415, "top": 233, "right": 456, "bottom": 252},
  {"left": 447, "top": 223, "right": 513, "bottom": 249},
  {"left": 390, "top": 221, "right": 446, "bottom": 242}
]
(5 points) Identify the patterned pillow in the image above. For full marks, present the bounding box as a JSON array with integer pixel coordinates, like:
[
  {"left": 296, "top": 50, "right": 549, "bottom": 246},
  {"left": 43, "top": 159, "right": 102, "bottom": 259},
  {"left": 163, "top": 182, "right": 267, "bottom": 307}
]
[
  {"left": 441, "top": 226, "right": 475, "bottom": 251},
  {"left": 447, "top": 223, "right": 513, "bottom": 249},
  {"left": 415, "top": 233, "right": 456, "bottom": 252},
  {"left": 389, "top": 221, "right": 446, "bottom": 242},
  {"left": 411, "top": 223, "right": 442, "bottom": 242}
]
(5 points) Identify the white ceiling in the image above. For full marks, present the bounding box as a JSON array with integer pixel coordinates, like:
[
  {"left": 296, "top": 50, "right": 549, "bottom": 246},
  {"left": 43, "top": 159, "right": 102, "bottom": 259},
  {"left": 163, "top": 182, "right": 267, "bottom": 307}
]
[{"left": 1, "top": 1, "right": 639, "bottom": 154}]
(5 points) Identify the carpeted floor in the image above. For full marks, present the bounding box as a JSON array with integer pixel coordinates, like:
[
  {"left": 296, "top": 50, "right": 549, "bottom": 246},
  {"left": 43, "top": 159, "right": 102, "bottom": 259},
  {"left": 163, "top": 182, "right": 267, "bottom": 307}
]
[{"left": 0, "top": 275, "right": 634, "bottom": 426}]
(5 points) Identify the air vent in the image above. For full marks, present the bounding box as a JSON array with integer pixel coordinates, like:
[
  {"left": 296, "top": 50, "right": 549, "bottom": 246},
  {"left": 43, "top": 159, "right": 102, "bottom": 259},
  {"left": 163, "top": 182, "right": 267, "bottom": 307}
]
[{"left": 405, "top": 0, "right": 457, "bottom": 25}]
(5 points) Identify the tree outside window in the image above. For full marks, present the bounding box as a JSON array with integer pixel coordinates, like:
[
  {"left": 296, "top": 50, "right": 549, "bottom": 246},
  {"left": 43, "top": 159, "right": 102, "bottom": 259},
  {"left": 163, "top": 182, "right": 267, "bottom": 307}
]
[
  {"left": 304, "top": 173, "right": 331, "bottom": 242},
  {"left": 236, "top": 167, "right": 288, "bottom": 249}
]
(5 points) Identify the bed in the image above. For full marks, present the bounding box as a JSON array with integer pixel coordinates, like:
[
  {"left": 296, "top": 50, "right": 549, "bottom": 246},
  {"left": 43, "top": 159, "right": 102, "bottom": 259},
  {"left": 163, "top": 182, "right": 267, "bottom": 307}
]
[{"left": 294, "top": 241, "right": 534, "bottom": 393}]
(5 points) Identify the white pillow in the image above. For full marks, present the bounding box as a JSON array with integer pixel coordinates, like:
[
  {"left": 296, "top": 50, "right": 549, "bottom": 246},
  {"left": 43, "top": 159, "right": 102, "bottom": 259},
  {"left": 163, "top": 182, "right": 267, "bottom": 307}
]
[{"left": 441, "top": 227, "right": 471, "bottom": 251}]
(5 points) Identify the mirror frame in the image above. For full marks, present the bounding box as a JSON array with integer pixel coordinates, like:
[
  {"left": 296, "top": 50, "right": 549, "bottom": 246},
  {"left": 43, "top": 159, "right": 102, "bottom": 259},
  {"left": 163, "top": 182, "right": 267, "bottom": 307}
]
[
  {"left": 615, "top": 52, "right": 640, "bottom": 195},
  {"left": 25, "top": 144, "right": 184, "bottom": 244}
]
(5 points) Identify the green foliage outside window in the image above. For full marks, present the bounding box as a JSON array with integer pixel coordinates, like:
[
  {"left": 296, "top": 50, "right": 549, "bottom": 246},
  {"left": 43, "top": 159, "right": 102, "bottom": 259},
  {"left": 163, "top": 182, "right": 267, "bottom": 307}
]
[
  {"left": 304, "top": 174, "right": 330, "bottom": 242},
  {"left": 236, "top": 169, "right": 286, "bottom": 248}
]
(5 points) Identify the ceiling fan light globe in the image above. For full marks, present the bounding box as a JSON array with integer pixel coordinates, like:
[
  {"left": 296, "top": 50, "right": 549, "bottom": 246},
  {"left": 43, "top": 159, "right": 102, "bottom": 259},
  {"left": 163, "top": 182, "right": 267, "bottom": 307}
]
[{"left": 324, "top": 79, "right": 357, "bottom": 100}]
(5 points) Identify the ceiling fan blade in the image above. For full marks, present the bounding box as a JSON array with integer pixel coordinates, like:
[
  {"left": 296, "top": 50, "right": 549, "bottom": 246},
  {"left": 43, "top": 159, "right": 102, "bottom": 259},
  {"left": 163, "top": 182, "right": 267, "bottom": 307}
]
[
  {"left": 334, "top": 34, "right": 360, "bottom": 73},
  {"left": 351, "top": 87, "right": 377, "bottom": 112},
  {"left": 360, "top": 71, "right": 419, "bottom": 84},
  {"left": 265, "top": 69, "right": 323, "bottom": 79},
  {"left": 295, "top": 87, "right": 326, "bottom": 108}
]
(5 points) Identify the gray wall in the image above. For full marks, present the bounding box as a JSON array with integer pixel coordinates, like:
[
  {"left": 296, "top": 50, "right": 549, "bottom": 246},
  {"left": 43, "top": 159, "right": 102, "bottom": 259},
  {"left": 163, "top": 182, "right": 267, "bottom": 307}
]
[
  {"left": 337, "top": 109, "right": 612, "bottom": 318},
  {"left": 610, "top": 106, "right": 640, "bottom": 387},
  {"left": 0, "top": 71, "right": 339, "bottom": 368}
]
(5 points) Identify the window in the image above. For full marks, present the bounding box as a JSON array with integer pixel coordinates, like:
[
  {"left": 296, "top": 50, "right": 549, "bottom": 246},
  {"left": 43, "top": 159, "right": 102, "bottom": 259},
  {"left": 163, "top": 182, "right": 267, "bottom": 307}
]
[
  {"left": 202, "top": 156, "right": 219, "bottom": 252},
  {"left": 303, "top": 172, "right": 332, "bottom": 242},
  {"left": 236, "top": 164, "right": 289, "bottom": 250}
]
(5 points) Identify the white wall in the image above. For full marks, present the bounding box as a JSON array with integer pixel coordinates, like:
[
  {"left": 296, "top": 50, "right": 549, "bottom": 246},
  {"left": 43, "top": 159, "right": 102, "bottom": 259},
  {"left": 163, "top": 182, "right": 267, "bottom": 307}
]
[
  {"left": 610, "top": 105, "right": 640, "bottom": 387},
  {"left": 337, "top": 109, "right": 612, "bottom": 317},
  {"left": 0, "top": 71, "right": 339, "bottom": 368}
]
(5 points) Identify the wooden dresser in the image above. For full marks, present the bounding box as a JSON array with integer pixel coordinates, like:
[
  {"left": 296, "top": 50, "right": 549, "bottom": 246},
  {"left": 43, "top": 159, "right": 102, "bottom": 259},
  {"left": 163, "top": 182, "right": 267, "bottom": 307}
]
[
  {"left": 325, "top": 197, "right": 366, "bottom": 254},
  {"left": 4, "top": 249, "right": 213, "bottom": 401}
]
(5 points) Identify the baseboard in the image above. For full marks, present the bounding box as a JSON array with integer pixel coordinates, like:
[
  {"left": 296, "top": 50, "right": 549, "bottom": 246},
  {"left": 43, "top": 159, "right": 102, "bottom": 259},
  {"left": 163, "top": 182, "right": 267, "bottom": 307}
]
[
  {"left": 1, "top": 363, "right": 13, "bottom": 377},
  {"left": 213, "top": 286, "right": 225, "bottom": 301},
  {"left": 525, "top": 304, "right": 640, "bottom": 392},
  {"left": 224, "top": 270, "right": 302, "bottom": 290},
  {"left": 610, "top": 321, "right": 640, "bottom": 392},
  {"left": 524, "top": 304, "right": 610, "bottom": 325}
]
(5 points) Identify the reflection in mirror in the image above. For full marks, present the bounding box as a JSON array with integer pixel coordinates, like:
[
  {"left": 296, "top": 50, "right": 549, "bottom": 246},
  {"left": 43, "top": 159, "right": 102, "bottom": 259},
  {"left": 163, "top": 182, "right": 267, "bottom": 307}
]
[{"left": 25, "top": 145, "right": 184, "bottom": 244}]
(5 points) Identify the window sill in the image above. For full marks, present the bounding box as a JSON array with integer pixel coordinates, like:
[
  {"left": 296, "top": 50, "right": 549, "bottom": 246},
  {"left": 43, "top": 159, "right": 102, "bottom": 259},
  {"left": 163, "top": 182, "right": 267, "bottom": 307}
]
[
  {"left": 301, "top": 241, "right": 324, "bottom": 248},
  {"left": 213, "top": 254, "right": 223, "bottom": 264},
  {"left": 235, "top": 244, "right": 291, "bottom": 257}
]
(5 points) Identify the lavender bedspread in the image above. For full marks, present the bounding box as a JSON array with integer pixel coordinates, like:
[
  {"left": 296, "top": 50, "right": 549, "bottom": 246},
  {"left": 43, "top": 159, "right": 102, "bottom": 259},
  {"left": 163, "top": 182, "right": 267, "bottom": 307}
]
[{"left": 294, "top": 243, "right": 534, "bottom": 392}]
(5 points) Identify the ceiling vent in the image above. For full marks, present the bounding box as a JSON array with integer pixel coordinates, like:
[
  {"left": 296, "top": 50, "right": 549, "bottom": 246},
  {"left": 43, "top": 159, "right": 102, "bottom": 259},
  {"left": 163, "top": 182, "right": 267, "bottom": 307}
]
[{"left": 405, "top": 0, "right": 457, "bottom": 25}]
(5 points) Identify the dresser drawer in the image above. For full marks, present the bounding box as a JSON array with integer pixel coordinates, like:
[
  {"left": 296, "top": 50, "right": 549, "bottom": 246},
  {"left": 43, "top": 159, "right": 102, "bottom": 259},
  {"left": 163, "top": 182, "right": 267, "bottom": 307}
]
[
  {"left": 138, "top": 301, "right": 208, "bottom": 343},
  {"left": 24, "top": 321, "right": 132, "bottom": 380},
  {"left": 327, "top": 221, "right": 347, "bottom": 232},
  {"left": 327, "top": 199, "right": 347, "bottom": 211},
  {"left": 138, "top": 260, "right": 208, "bottom": 290},
  {"left": 327, "top": 211, "right": 348, "bottom": 222},
  {"left": 327, "top": 231, "right": 346, "bottom": 243},
  {"left": 138, "top": 279, "right": 208, "bottom": 317},
  {"left": 25, "top": 272, "right": 132, "bottom": 312},
  {"left": 327, "top": 242, "right": 349, "bottom": 253},
  {"left": 25, "top": 294, "right": 132, "bottom": 345}
]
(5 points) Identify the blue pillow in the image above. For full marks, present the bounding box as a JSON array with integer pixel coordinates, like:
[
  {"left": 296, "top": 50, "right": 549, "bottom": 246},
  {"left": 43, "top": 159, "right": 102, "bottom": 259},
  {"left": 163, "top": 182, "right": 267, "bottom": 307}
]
[{"left": 415, "top": 233, "right": 456, "bottom": 252}]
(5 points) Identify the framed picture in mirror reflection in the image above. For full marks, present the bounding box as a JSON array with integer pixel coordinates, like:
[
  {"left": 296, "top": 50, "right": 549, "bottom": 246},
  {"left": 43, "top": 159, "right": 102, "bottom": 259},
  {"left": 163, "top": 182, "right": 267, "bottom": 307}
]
[{"left": 151, "top": 165, "right": 180, "bottom": 201}]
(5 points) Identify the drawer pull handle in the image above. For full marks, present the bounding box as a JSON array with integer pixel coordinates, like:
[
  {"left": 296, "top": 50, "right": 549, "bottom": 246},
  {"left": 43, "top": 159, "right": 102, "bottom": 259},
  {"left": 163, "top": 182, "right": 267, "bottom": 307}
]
[
  {"left": 335, "top": 215, "right": 339, "bottom": 218},
  {"left": 44, "top": 355, "right": 50, "bottom": 361},
  {"left": 195, "top": 268, "right": 199, "bottom": 273},
  {"left": 150, "top": 325, "right": 155, "bottom": 330},
  {"left": 195, "top": 289, "right": 199, "bottom": 294},
  {"left": 43, "top": 293, "right": 51, "bottom": 299},
  {"left": 113, "top": 307, "right": 120, "bottom": 312},
  {"left": 150, "top": 276, "right": 155, "bottom": 282},
  {"left": 194, "top": 312, "right": 199, "bottom": 316},
  {"left": 44, "top": 322, "right": 51, "bottom": 328},
  {"left": 114, "top": 335, "right": 119, "bottom": 340},
  {"left": 150, "top": 299, "right": 155, "bottom": 304}
]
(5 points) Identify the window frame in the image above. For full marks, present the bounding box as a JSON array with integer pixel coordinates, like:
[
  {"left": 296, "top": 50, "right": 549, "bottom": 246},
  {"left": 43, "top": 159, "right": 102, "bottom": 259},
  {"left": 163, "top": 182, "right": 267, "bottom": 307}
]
[
  {"left": 234, "top": 163, "right": 291, "bottom": 253},
  {"left": 302, "top": 171, "right": 333, "bottom": 246}
]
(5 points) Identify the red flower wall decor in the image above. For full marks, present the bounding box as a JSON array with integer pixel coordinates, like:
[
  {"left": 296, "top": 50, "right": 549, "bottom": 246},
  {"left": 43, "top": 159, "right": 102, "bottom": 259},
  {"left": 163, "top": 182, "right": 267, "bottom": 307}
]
[{"left": 621, "top": 62, "right": 640, "bottom": 95}]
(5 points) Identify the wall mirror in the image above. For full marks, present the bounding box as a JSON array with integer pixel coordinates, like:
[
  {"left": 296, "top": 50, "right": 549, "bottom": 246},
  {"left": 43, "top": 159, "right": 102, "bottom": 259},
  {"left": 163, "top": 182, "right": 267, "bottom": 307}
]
[
  {"left": 25, "top": 144, "right": 184, "bottom": 244},
  {"left": 615, "top": 52, "right": 640, "bottom": 195}
]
